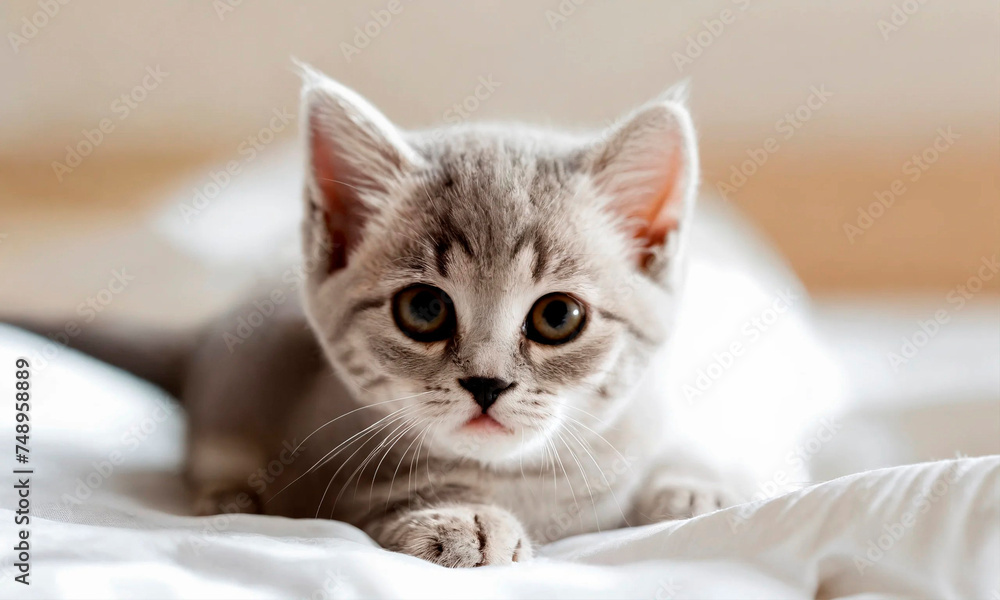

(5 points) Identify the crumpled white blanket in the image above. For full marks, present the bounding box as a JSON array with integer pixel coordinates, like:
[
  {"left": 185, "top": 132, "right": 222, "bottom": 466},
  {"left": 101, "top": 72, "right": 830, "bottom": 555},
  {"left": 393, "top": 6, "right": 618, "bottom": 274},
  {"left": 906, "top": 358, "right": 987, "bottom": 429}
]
[
  {"left": 6, "top": 458, "right": 999, "bottom": 599},
  {"left": 0, "top": 325, "right": 997, "bottom": 600}
]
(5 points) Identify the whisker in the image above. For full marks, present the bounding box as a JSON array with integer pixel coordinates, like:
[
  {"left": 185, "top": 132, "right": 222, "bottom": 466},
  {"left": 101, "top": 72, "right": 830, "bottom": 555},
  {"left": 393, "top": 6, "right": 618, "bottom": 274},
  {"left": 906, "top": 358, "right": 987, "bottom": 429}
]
[
  {"left": 386, "top": 422, "right": 432, "bottom": 512},
  {"left": 267, "top": 404, "right": 420, "bottom": 504},
  {"left": 318, "top": 177, "right": 364, "bottom": 193},
  {"left": 423, "top": 423, "right": 445, "bottom": 503},
  {"left": 268, "top": 404, "right": 415, "bottom": 503},
  {"left": 362, "top": 415, "right": 427, "bottom": 509},
  {"left": 563, "top": 414, "right": 631, "bottom": 468},
  {"left": 311, "top": 405, "right": 423, "bottom": 474},
  {"left": 544, "top": 439, "right": 561, "bottom": 504},
  {"left": 290, "top": 391, "right": 433, "bottom": 454},
  {"left": 408, "top": 424, "right": 431, "bottom": 509},
  {"left": 561, "top": 403, "right": 608, "bottom": 424},
  {"left": 555, "top": 430, "right": 601, "bottom": 533},
  {"left": 312, "top": 409, "right": 420, "bottom": 518},
  {"left": 346, "top": 415, "right": 420, "bottom": 507},
  {"left": 550, "top": 436, "right": 577, "bottom": 517},
  {"left": 519, "top": 430, "right": 535, "bottom": 501},
  {"left": 563, "top": 423, "right": 630, "bottom": 527}
]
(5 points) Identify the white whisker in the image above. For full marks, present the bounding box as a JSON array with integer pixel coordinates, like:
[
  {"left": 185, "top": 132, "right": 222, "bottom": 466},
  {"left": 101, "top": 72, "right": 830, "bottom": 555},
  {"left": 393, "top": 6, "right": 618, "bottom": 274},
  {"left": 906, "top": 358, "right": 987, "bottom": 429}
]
[
  {"left": 290, "top": 391, "right": 433, "bottom": 454},
  {"left": 266, "top": 403, "right": 422, "bottom": 504},
  {"left": 563, "top": 414, "right": 632, "bottom": 469},
  {"left": 363, "top": 415, "right": 427, "bottom": 509},
  {"left": 386, "top": 422, "right": 432, "bottom": 511},
  {"left": 313, "top": 409, "right": 420, "bottom": 518},
  {"left": 519, "top": 430, "right": 535, "bottom": 500},
  {"left": 564, "top": 422, "right": 630, "bottom": 526},
  {"left": 311, "top": 404, "right": 423, "bottom": 474},
  {"left": 407, "top": 425, "right": 431, "bottom": 510},
  {"left": 555, "top": 429, "right": 600, "bottom": 533}
]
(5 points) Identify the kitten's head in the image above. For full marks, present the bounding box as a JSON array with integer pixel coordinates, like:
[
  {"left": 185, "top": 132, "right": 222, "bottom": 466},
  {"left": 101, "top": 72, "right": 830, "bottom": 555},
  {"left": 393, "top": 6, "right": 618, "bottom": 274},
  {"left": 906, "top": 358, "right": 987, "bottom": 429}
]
[{"left": 297, "top": 65, "right": 698, "bottom": 466}]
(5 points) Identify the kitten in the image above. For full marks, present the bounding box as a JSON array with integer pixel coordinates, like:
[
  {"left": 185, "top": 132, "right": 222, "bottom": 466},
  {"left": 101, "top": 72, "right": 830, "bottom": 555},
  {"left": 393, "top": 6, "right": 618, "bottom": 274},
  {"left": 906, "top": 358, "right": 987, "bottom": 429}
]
[{"left": 18, "top": 65, "right": 752, "bottom": 567}]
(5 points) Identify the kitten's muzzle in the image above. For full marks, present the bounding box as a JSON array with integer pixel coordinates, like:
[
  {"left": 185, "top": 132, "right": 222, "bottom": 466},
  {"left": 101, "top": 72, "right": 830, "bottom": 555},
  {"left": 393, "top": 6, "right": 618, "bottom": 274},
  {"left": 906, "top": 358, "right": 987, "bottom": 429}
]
[{"left": 458, "top": 377, "right": 515, "bottom": 413}]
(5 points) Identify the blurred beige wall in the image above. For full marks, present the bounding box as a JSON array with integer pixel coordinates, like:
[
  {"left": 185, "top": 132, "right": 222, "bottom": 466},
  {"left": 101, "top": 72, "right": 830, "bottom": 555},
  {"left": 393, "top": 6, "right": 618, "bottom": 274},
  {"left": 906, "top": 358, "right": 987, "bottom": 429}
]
[{"left": 1, "top": 0, "right": 997, "bottom": 294}]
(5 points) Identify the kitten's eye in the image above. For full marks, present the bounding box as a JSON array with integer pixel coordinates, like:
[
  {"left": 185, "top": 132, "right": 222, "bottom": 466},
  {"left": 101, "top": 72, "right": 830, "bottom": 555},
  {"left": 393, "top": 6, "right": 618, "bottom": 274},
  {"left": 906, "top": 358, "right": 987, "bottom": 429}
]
[
  {"left": 392, "top": 285, "right": 455, "bottom": 342},
  {"left": 525, "top": 293, "right": 585, "bottom": 345}
]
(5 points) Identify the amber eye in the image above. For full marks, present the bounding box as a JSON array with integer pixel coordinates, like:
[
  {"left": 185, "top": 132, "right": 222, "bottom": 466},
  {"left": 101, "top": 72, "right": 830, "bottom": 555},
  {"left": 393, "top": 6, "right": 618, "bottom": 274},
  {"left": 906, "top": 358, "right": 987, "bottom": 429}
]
[
  {"left": 392, "top": 285, "right": 455, "bottom": 342},
  {"left": 525, "top": 293, "right": 586, "bottom": 345}
]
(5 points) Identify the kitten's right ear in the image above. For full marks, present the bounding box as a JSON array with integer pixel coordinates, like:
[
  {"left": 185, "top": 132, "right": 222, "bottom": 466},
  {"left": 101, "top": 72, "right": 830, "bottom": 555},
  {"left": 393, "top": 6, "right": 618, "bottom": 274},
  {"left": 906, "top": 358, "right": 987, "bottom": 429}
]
[
  {"left": 586, "top": 83, "right": 698, "bottom": 278},
  {"left": 297, "top": 62, "right": 423, "bottom": 272}
]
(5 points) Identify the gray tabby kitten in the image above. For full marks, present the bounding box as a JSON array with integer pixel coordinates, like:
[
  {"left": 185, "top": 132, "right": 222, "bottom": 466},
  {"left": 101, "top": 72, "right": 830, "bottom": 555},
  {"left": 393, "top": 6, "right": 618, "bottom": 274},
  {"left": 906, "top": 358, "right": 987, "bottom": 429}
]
[{"left": 32, "top": 65, "right": 746, "bottom": 567}]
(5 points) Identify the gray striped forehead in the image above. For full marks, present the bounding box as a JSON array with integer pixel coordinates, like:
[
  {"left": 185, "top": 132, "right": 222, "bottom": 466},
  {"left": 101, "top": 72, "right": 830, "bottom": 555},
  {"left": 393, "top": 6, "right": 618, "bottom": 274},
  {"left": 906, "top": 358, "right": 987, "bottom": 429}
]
[{"left": 390, "top": 132, "right": 596, "bottom": 282}]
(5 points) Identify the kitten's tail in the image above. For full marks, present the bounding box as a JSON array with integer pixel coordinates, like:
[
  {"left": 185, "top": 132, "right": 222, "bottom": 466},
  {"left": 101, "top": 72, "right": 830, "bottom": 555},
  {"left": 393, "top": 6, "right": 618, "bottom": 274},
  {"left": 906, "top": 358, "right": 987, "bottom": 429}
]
[{"left": 2, "top": 317, "right": 198, "bottom": 399}]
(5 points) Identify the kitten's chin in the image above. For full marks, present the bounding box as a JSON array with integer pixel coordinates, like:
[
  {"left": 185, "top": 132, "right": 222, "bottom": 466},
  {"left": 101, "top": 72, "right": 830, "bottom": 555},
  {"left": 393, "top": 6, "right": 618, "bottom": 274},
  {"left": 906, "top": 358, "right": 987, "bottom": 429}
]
[{"left": 435, "top": 417, "right": 555, "bottom": 466}]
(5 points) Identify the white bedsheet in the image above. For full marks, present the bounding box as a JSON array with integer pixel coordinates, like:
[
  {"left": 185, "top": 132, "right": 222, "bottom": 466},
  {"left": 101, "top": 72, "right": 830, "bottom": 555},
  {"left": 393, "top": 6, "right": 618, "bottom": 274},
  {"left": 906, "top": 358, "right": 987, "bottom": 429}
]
[
  {"left": 0, "top": 325, "right": 997, "bottom": 599},
  {"left": 8, "top": 457, "right": 1000, "bottom": 600}
]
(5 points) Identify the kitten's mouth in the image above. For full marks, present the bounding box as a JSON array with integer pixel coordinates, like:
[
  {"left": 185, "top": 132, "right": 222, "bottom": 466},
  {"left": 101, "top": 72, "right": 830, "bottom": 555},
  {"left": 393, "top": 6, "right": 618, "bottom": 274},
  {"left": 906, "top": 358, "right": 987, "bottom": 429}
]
[{"left": 462, "top": 414, "right": 511, "bottom": 434}]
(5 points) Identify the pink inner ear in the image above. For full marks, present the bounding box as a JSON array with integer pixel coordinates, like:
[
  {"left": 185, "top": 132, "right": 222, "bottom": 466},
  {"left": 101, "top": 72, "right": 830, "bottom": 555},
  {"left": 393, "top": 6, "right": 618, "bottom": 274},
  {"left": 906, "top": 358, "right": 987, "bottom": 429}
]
[
  {"left": 309, "top": 115, "right": 364, "bottom": 273},
  {"left": 632, "top": 148, "right": 683, "bottom": 268},
  {"left": 309, "top": 112, "right": 345, "bottom": 208}
]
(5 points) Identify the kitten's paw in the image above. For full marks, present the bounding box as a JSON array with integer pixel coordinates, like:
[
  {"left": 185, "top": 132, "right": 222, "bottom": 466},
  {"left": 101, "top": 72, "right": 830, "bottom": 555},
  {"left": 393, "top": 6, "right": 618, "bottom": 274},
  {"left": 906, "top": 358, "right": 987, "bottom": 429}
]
[
  {"left": 383, "top": 504, "right": 532, "bottom": 568},
  {"left": 630, "top": 477, "right": 741, "bottom": 524},
  {"left": 192, "top": 484, "right": 262, "bottom": 516}
]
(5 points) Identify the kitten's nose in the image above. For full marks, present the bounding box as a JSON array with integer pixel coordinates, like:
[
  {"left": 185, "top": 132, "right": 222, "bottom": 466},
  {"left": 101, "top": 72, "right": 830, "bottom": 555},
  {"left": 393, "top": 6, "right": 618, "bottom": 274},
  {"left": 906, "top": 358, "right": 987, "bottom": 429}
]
[{"left": 458, "top": 377, "right": 515, "bottom": 413}]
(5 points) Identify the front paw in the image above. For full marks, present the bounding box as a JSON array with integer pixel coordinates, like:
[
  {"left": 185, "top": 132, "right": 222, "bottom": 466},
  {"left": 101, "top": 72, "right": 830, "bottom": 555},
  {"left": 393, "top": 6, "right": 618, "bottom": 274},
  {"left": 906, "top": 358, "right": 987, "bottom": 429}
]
[
  {"left": 380, "top": 504, "right": 532, "bottom": 568},
  {"left": 630, "top": 476, "right": 741, "bottom": 525}
]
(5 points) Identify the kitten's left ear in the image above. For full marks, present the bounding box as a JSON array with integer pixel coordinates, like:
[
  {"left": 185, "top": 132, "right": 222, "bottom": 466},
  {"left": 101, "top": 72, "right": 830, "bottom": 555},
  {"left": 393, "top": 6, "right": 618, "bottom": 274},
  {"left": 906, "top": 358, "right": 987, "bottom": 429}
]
[
  {"left": 587, "top": 84, "right": 699, "bottom": 275},
  {"left": 296, "top": 62, "right": 424, "bottom": 273}
]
